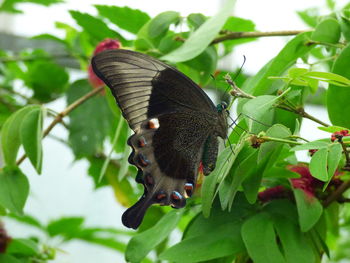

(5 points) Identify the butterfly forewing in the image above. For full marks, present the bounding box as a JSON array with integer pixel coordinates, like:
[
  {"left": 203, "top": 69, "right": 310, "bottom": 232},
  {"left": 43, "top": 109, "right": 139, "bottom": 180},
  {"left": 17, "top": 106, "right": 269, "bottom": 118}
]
[
  {"left": 92, "top": 49, "right": 227, "bottom": 229},
  {"left": 92, "top": 50, "right": 216, "bottom": 130}
]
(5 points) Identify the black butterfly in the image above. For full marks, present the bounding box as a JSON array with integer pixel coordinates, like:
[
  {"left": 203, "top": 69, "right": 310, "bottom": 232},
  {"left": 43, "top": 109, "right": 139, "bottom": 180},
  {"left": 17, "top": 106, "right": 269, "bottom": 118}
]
[{"left": 92, "top": 49, "right": 228, "bottom": 229}]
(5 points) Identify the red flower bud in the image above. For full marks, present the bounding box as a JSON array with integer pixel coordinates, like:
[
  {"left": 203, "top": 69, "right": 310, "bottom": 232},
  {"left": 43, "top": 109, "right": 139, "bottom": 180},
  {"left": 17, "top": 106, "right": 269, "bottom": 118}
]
[
  {"left": 88, "top": 39, "right": 121, "bottom": 91},
  {"left": 289, "top": 164, "right": 323, "bottom": 198},
  {"left": 308, "top": 149, "right": 317, "bottom": 156},
  {"left": 258, "top": 186, "right": 286, "bottom": 203}
]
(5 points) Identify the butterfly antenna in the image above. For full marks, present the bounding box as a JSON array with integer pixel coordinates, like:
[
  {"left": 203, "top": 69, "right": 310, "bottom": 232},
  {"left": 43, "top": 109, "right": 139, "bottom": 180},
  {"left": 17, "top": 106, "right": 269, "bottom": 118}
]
[
  {"left": 210, "top": 73, "right": 220, "bottom": 96},
  {"left": 227, "top": 113, "right": 251, "bottom": 134},
  {"left": 226, "top": 136, "right": 236, "bottom": 158},
  {"left": 221, "top": 55, "right": 247, "bottom": 102},
  {"left": 233, "top": 55, "right": 246, "bottom": 82},
  {"left": 242, "top": 113, "right": 271, "bottom": 128}
]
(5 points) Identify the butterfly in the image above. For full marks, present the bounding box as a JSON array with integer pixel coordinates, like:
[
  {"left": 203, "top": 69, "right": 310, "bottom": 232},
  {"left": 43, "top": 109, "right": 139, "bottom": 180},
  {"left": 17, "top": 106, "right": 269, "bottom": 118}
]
[{"left": 92, "top": 49, "right": 228, "bottom": 229}]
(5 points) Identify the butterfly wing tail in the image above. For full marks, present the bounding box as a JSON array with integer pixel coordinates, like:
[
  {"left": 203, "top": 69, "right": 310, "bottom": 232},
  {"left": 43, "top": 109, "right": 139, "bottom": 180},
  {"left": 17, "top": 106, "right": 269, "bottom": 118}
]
[{"left": 122, "top": 191, "right": 155, "bottom": 229}]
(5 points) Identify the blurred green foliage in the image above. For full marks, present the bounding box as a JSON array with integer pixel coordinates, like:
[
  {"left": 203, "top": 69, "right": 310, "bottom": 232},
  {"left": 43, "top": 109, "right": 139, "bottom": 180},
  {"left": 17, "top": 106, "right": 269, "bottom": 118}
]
[{"left": 1, "top": 0, "right": 350, "bottom": 262}]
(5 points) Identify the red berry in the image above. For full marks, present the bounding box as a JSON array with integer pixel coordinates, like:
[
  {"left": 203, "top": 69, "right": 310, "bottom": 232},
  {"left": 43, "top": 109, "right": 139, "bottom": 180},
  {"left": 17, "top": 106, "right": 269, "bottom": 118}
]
[
  {"left": 258, "top": 186, "right": 286, "bottom": 203},
  {"left": 0, "top": 223, "right": 11, "bottom": 253},
  {"left": 308, "top": 149, "right": 317, "bottom": 156}
]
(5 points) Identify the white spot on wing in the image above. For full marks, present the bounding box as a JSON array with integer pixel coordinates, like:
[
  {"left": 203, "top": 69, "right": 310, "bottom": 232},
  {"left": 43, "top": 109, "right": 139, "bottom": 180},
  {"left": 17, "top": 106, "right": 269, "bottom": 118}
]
[{"left": 149, "top": 118, "right": 160, "bottom": 129}]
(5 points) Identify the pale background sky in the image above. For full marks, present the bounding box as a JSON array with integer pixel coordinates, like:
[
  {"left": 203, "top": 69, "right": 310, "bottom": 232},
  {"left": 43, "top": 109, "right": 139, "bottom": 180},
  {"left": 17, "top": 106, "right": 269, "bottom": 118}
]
[{"left": 0, "top": 0, "right": 344, "bottom": 262}]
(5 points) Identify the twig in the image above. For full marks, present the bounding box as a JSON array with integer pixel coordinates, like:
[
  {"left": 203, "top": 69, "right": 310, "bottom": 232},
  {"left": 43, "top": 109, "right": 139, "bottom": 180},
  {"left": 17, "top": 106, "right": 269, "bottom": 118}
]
[
  {"left": 305, "top": 40, "right": 346, "bottom": 49},
  {"left": 259, "top": 136, "right": 303, "bottom": 145},
  {"left": 338, "top": 137, "right": 350, "bottom": 171},
  {"left": 288, "top": 135, "right": 309, "bottom": 142},
  {"left": 323, "top": 179, "right": 350, "bottom": 207},
  {"left": 211, "top": 30, "right": 308, "bottom": 44},
  {"left": 290, "top": 107, "right": 330, "bottom": 127},
  {"left": 225, "top": 74, "right": 255, "bottom": 99},
  {"left": 173, "top": 30, "right": 308, "bottom": 45},
  {"left": 337, "top": 197, "right": 350, "bottom": 203},
  {"left": 16, "top": 86, "right": 104, "bottom": 166}
]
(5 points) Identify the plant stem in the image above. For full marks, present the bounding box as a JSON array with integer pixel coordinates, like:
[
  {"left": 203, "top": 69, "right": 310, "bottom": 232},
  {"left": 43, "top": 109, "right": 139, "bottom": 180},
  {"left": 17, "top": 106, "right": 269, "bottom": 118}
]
[
  {"left": 323, "top": 179, "right": 350, "bottom": 207},
  {"left": 225, "top": 74, "right": 255, "bottom": 99},
  {"left": 211, "top": 30, "right": 308, "bottom": 44},
  {"left": 305, "top": 40, "right": 346, "bottom": 49},
  {"left": 339, "top": 139, "right": 350, "bottom": 170},
  {"left": 259, "top": 136, "right": 303, "bottom": 145},
  {"left": 288, "top": 135, "right": 309, "bottom": 142},
  {"left": 16, "top": 86, "right": 104, "bottom": 166}
]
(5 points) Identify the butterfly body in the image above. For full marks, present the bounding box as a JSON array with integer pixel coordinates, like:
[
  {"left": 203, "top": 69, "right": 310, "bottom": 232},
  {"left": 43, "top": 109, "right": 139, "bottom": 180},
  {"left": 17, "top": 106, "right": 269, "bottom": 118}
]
[{"left": 92, "top": 49, "right": 227, "bottom": 229}]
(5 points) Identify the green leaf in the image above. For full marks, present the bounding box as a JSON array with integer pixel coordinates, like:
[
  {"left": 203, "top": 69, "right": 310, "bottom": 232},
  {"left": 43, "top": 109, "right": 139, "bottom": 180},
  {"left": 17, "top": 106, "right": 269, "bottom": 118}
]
[
  {"left": 0, "top": 0, "right": 63, "bottom": 13},
  {"left": 289, "top": 67, "right": 308, "bottom": 77},
  {"left": 273, "top": 217, "right": 315, "bottom": 263},
  {"left": 304, "top": 71, "right": 350, "bottom": 86},
  {"left": 20, "top": 106, "right": 44, "bottom": 174},
  {"left": 311, "top": 18, "right": 341, "bottom": 44},
  {"left": 7, "top": 238, "right": 39, "bottom": 256},
  {"left": 258, "top": 124, "right": 292, "bottom": 162},
  {"left": 1, "top": 105, "right": 38, "bottom": 166},
  {"left": 25, "top": 61, "right": 69, "bottom": 102},
  {"left": 240, "top": 32, "right": 313, "bottom": 98},
  {"left": 326, "top": 0, "right": 336, "bottom": 10},
  {"left": 327, "top": 44, "right": 350, "bottom": 127},
  {"left": 309, "top": 147, "right": 328, "bottom": 181},
  {"left": 340, "top": 14, "right": 350, "bottom": 41},
  {"left": 47, "top": 217, "right": 84, "bottom": 238},
  {"left": 242, "top": 95, "right": 276, "bottom": 133},
  {"left": 184, "top": 46, "right": 218, "bottom": 85},
  {"left": 324, "top": 143, "right": 342, "bottom": 190},
  {"left": 159, "top": 223, "right": 243, "bottom": 262},
  {"left": 148, "top": 11, "right": 180, "bottom": 38},
  {"left": 69, "top": 11, "right": 126, "bottom": 44},
  {"left": 31, "top": 33, "right": 68, "bottom": 46},
  {"left": 125, "top": 210, "right": 182, "bottom": 262},
  {"left": 221, "top": 16, "right": 256, "bottom": 54},
  {"left": 242, "top": 213, "right": 286, "bottom": 263},
  {"left": 0, "top": 167, "right": 29, "bottom": 215},
  {"left": 187, "top": 13, "right": 207, "bottom": 30},
  {"left": 293, "top": 188, "right": 323, "bottom": 232},
  {"left": 290, "top": 139, "right": 330, "bottom": 151},
  {"left": 318, "top": 125, "right": 349, "bottom": 133},
  {"left": 0, "top": 205, "right": 6, "bottom": 215},
  {"left": 95, "top": 5, "right": 150, "bottom": 34},
  {"left": 67, "top": 80, "right": 114, "bottom": 158},
  {"left": 87, "top": 157, "right": 109, "bottom": 188},
  {"left": 201, "top": 146, "right": 234, "bottom": 217},
  {"left": 242, "top": 148, "right": 273, "bottom": 204},
  {"left": 8, "top": 213, "right": 44, "bottom": 230},
  {"left": 161, "top": 0, "right": 236, "bottom": 62},
  {"left": 0, "top": 255, "right": 22, "bottom": 263},
  {"left": 296, "top": 8, "right": 319, "bottom": 28},
  {"left": 77, "top": 234, "right": 126, "bottom": 252},
  {"left": 220, "top": 149, "right": 258, "bottom": 210},
  {"left": 98, "top": 117, "right": 124, "bottom": 182}
]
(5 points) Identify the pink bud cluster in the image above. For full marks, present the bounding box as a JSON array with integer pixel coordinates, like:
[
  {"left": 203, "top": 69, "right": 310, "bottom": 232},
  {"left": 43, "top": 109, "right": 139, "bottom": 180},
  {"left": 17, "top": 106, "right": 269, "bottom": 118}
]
[{"left": 88, "top": 39, "right": 121, "bottom": 90}]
